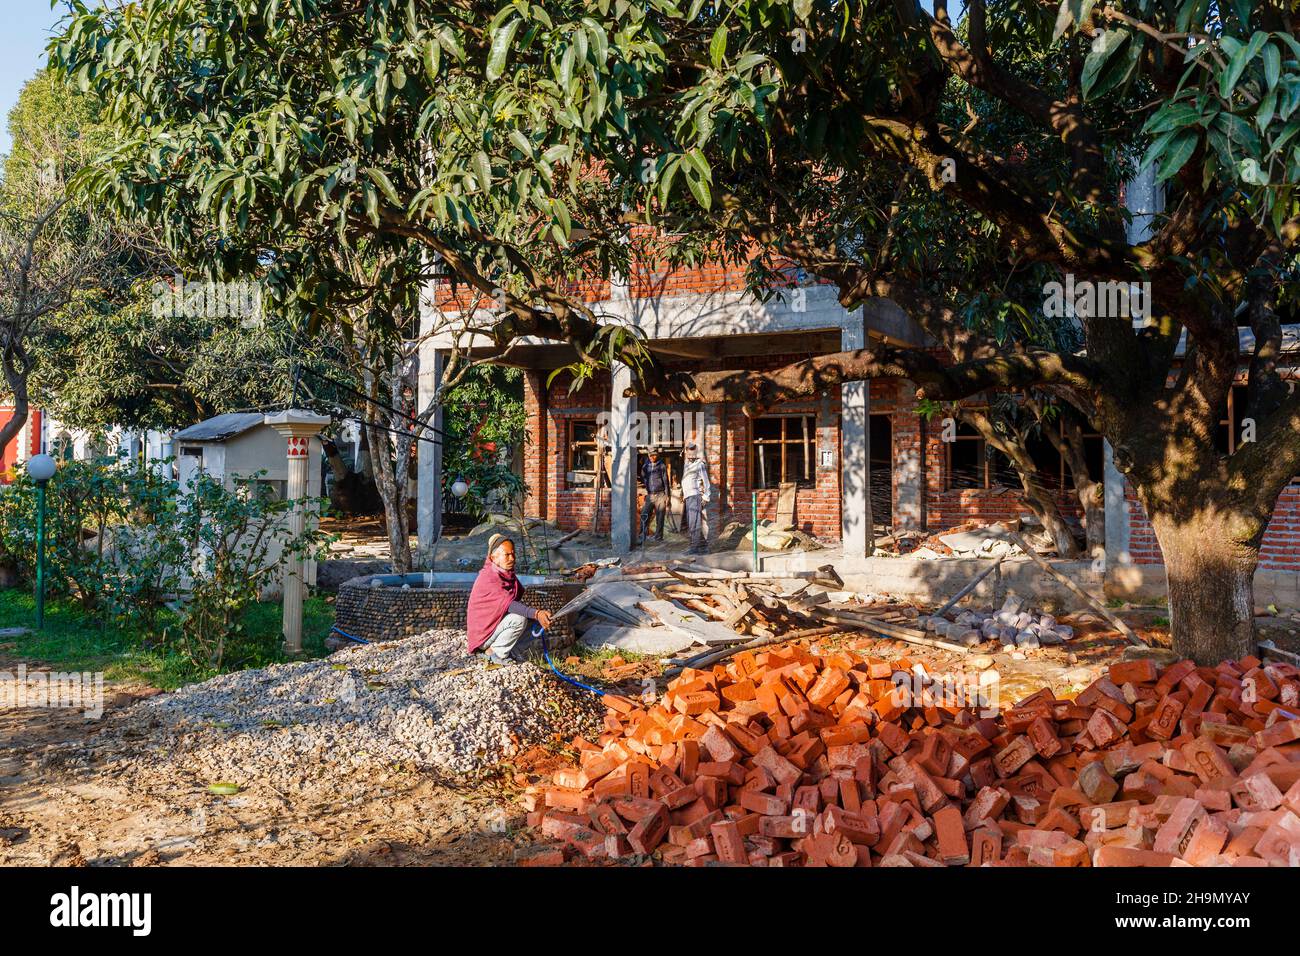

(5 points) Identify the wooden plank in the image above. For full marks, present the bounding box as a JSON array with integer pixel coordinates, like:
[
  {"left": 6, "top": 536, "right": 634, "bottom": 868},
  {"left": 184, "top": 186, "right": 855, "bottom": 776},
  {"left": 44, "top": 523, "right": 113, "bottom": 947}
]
[
  {"left": 776, "top": 481, "right": 797, "bottom": 527},
  {"left": 930, "top": 554, "right": 1008, "bottom": 620}
]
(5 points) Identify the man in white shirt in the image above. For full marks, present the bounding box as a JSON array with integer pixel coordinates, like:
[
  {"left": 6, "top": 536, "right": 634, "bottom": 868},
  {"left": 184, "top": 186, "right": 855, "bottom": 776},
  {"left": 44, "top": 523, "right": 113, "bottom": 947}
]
[{"left": 680, "top": 440, "right": 711, "bottom": 555}]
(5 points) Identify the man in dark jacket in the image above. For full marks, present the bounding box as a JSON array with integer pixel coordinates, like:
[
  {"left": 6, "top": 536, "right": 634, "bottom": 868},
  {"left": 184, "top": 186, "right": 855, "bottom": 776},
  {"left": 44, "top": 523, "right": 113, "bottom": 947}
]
[{"left": 638, "top": 447, "right": 671, "bottom": 543}]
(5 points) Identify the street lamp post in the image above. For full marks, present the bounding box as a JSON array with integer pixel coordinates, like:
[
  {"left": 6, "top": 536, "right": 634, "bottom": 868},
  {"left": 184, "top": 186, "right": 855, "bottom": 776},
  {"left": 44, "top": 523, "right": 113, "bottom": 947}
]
[{"left": 25, "top": 454, "right": 57, "bottom": 629}]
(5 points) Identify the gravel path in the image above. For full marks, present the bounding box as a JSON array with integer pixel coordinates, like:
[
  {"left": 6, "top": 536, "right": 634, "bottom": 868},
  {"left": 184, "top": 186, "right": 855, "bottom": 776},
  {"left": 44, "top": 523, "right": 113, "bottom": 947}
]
[{"left": 82, "top": 629, "right": 605, "bottom": 786}]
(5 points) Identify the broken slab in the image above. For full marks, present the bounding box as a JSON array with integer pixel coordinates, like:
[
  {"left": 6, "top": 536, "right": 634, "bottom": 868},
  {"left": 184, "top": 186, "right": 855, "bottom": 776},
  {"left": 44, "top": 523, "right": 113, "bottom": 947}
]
[
  {"left": 638, "top": 599, "right": 742, "bottom": 645},
  {"left": 578, "top": 625, "right": 696, "bottom": 656}
]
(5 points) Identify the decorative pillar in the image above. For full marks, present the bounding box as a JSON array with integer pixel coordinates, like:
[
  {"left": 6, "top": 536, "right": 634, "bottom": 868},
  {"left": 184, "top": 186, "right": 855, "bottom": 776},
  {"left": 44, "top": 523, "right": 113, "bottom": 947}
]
[{"left": 265, "top": 410, "right": 330, "bottom": 655}]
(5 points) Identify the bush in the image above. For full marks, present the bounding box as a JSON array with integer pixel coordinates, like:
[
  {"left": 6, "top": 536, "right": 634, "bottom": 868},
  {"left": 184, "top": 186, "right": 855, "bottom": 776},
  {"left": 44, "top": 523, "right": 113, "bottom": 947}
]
[
  {"left": 0, "top": 458, "right": 328, "bottom": 669},
  {"left": 171, "top": 473, "right": 326, "bottom": 668}
]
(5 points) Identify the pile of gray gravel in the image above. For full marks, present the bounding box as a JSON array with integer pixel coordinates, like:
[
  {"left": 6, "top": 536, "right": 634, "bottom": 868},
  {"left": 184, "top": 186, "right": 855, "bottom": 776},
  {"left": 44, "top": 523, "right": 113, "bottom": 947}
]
[{"left": 95, "top": 629, "right": 605, "bottom": 785}]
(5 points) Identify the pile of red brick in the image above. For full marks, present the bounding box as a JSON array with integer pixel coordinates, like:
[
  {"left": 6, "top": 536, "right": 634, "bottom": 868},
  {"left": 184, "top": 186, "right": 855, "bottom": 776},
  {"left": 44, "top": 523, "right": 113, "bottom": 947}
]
[{"left": 517, "top": 641, "right": 1300, "bottom": 866}]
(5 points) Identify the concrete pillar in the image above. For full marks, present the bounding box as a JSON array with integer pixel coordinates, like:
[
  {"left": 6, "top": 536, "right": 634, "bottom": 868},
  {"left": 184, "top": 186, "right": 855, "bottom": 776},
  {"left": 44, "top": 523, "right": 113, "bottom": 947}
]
[
  {"left": 1125, "top": 161, "right": 1165, "bottom": 244},
  {"left": 1125, "top": 161, "right": 1164, "bottom": 331},
  {"left": 1103, "top": 440, "right": 1131, "bottom": 569},
  {"left": 841, "top": 309, "right": 872, "bottom": 557},
  {"left": 893, "top": 381, "right": 924, "bottom": 531},
  {"left": 702, "top": 402, "right": 724, "bottom": 543},
  {"left": 610, "top": 361, "right": 638, "bottom": 553},
  {"left": 265, "top": 410, "right": 330, "bottom": 655},
  {"left": 416, "top": 346, "right": 445, "bottom": 567}
]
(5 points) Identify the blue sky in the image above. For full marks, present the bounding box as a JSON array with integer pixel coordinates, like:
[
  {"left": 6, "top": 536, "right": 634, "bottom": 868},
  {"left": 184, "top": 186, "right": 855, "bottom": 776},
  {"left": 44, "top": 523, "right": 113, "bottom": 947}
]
[{"left": 0, "top": 1, "right": 69, "bottom": 156}]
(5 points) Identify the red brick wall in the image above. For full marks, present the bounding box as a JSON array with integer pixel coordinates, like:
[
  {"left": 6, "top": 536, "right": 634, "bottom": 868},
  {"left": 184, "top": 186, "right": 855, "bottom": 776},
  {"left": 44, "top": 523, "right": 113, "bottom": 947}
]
[
  {"left": 526, "top": 354, "right": 846, "bottom": 539},
  {"left": 1124, "top": 480, "right": 1300, "bottom": 571},
  {"left": 521, "top": 366, "right": 1300, "bottom": 570},
  {"left": 920, "top": 407, "right": 1086, "bottom": 532},
  {"left": 0, "top": 407, "right": 40, "bottom": 483}
]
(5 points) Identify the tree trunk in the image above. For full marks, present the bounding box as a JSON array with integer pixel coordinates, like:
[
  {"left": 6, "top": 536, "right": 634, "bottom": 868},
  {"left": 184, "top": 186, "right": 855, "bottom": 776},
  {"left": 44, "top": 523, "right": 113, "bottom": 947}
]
[
  {"left": 1052, "top": 406, "right": 1105, "bottom": 558},
  {"left": 0, "top": 365, "right": 28, "bottom": 454},
  {"left": 367, "top": 417, "right": 412, "bottom": 573},
  {"left": 1150, "top": 512, "right": 1258, "bottom": 665},
  {"left": 1080, "top": 485, "right": 1105, "bottom": 556},
  {"left": 962, "top": 408, "right": 1080, "bottom": 557}
]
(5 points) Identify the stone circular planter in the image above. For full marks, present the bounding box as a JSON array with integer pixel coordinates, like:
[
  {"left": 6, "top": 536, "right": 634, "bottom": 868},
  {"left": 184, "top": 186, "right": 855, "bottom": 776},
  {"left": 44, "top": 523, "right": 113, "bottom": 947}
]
[{"left": 333, "top": 572, "right": 583, "bottom": 648}]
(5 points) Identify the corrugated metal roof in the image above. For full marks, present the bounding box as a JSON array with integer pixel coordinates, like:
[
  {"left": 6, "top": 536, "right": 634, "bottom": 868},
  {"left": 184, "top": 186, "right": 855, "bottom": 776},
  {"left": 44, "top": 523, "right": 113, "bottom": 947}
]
[{"left": 173, "top": 412, "right": 266, "bottom": 442}]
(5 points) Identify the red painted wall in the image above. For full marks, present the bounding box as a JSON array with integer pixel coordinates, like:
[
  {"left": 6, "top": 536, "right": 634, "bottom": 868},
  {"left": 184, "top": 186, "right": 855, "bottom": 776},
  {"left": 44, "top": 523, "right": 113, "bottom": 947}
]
[{"left": 0, "top": 408, "right": 41, "bottom": 483}]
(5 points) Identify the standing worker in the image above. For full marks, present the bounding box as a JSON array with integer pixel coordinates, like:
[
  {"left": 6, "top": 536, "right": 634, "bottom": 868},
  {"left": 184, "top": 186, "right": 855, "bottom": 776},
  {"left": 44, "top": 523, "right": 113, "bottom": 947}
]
[
  {"left": 639, "top": 446, "right": 671, "bottom": 543},
  {"left": 466, "top": 534, "right": 552, "bottom": 665},
  {"left": 681, "top": 440, "right": 711, "bottom": 555}
]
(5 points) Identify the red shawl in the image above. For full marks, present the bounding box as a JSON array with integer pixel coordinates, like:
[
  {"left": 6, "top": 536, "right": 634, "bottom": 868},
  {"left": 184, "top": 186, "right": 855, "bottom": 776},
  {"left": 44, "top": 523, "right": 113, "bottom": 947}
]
[{"left": 466, "top": 558, "right": 524, "bottom": 653}]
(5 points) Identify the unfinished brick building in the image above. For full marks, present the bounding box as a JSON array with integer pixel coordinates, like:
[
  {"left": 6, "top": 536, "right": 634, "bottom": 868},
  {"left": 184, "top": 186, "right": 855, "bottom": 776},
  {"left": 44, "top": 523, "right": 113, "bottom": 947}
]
[{"left": 418, "top": 255, "right": 1300, "bottom": 608}]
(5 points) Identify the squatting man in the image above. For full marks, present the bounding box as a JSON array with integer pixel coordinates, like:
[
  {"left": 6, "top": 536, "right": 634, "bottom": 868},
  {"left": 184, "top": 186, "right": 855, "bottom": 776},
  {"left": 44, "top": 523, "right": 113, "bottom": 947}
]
[{"left": 465, "top": 534, "right": 552, "bottom": 665}]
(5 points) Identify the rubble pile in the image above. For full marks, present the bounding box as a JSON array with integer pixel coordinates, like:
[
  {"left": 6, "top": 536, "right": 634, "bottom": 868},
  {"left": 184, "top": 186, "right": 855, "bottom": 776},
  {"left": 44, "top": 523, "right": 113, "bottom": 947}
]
[
  {"left": 518, "top": 642, "right": 1300, "bottom": 867},
  {"left": 927, "top": 594, "right": 1079, "bottom": 649}
]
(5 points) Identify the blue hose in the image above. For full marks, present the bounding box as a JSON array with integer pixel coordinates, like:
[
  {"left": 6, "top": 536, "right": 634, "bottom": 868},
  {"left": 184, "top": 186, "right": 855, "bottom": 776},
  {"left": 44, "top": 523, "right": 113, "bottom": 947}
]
[
  {"left": 533, "top": 623, "right": 605, "bottom": 696},
  {"left": 329, "top": 625, "right": 370, "bottom": 645}
]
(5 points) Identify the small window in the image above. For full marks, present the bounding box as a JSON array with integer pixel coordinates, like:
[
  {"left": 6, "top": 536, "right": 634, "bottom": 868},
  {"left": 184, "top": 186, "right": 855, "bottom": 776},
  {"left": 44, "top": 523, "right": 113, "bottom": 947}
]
[
  {"left": 567, "top": 420, "right": 600, "bottom": 487},
  {"left": 751, "top": 415, "right": 815, "bottom": 490},
  {"left": 1216, "top": 385, "right": 1253, "bottom": 456},
  {"left": 946, "top": 421, "right": 1019, "bottom": 491},
  {"left": 234, "top": 477, "right": 286, "bottom": 501}
]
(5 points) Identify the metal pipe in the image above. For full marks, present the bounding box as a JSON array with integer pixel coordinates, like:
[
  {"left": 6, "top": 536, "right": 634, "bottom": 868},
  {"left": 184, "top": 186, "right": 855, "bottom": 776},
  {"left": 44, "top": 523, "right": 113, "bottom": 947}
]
[{"left": 35, "top": 481, "right": 46, "bottom": 629}]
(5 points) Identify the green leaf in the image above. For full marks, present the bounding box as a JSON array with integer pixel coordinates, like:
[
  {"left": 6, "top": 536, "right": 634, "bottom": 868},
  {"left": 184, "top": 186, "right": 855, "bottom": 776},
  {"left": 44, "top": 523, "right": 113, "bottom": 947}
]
[
  {"left": 1176, "top": 0, "right": 1210, "bottom": 34},
  {"left": 685, "top": 167, "right": 711, "bottom": 209},
  {"left": 1256, "top": 87, "right": 1278, "bottom": 133},
  {"left": 552, "top": 197, "right": 571, "bottom": 237},
  {"left": 508, "top": 130, "right": 533, "bottom": 157},
  {"left": 710, "top": 25, "right": 727, "bottom": 69},
  {"left": 363, "top": 182, "right": 379, "bottom": 226},
  {"left": 473, "top": 151, "right": 493, "bottom": 191},
  {"left": 1082, "top": 29, "right": 1137, "bottom": 100},
  {"left": 1273, "top": 117, "right": 1300, "bottom": 154},
  {"left": 1155, "top": 131, "right": 1198, "bottom": 182},
  {"left": 365, "top": 167, "right": 401, "bottom": 205},
  {"left": 487, "top": 18, "right": 522, "bottom": 82},
  {"left": 1221, "top": 32, "right": 1268, "bottom": 100},
  {"left": 1263, "top": 41, "right": 1281, "bottom": 90},
  {"left": 423, "top": 38, "right": 441, "bottom": 79}
]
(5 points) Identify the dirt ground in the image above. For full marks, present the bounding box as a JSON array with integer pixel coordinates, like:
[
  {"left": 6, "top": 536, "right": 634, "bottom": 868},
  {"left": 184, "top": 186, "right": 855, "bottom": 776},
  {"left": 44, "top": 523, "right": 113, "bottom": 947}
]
[
  {"left": 0, "top": 653, "right": 550, "bottom": 867},
  {"left": 3, "top": 607, "right": 1297, "bottom": 867}
]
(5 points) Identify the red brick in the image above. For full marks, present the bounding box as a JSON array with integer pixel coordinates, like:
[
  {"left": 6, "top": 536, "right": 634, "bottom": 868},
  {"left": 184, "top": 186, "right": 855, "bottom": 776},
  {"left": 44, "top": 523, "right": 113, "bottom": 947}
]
[{"left": 933, "top": 805, "right": 969, "bottom": 865}]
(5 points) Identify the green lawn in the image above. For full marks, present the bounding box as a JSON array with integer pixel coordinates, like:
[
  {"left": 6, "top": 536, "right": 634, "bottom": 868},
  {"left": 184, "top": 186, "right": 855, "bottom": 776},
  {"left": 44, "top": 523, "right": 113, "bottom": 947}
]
[{"left": 0, "top": 588, "right": 335, "bottom": 690}]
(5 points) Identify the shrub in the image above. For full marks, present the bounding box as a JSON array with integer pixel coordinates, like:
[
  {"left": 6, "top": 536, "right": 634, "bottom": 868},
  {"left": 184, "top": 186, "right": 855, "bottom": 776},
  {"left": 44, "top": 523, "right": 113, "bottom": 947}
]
[
  {"left": 170, "top": 472, "right": 326, "bottom": 668},
  {"left": 0, "top": 458, "right": 328, "bottom": 669}
]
